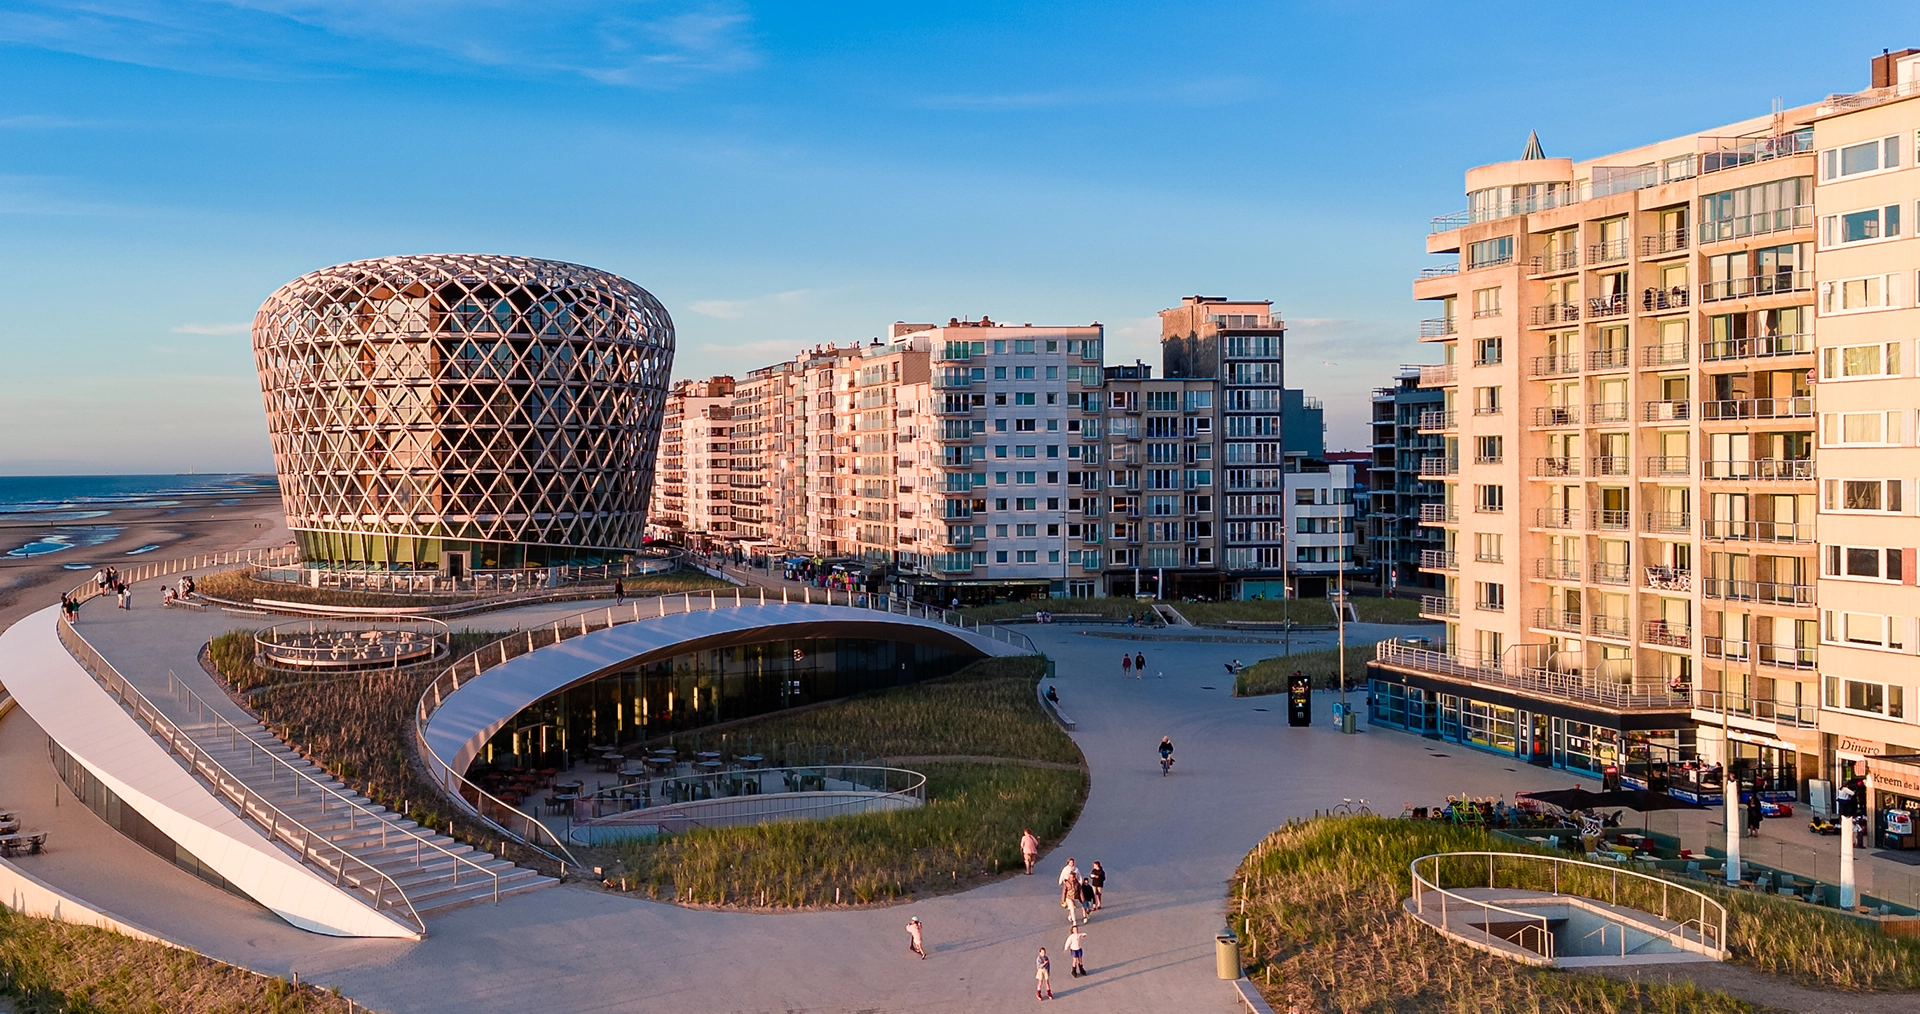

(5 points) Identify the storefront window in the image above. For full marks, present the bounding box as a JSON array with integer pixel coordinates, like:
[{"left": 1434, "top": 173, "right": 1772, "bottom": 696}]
[
  {"left": 1729, "top": 740, "right": 1798, "bottom": 799},
  {"left": 1556, "top": 719, "right": 1620, "bottom": 776}
]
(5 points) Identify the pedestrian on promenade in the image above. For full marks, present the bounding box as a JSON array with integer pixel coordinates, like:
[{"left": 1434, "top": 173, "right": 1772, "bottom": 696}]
[
  {"left": 1746, "top": 795, "right": 1764, "bottom": 838},
  {"left": 1058, "top": 857, "right": 1079, "bottom": 887},
  {"left": 1035, "top": 948, "right": 1053, "bottom": 1001},
  {"left": 116, "top": 584, "right": 129, "bottom": 610},
  {"left": 1077, "top": 876, "right": 1096, "bottom": 919},
  {"left": 906, "top": 916, "right": 925, "bottom": 959},
  {"left": 1021, "top": 828, "right": 1040, "bottom": 873},
  {"left": 1133, "top": 651, "right": 1145, "bottom": 674},
  {"left": 1121, "top": 653, "right": 1132, "bottom": 677},
  {"left": 1065, "top": 927, "right": 1088, "bottom": 976},
  {"left": 1087, "top": 861, "right": 1105, "bottom": 909},
  {"left": 613, "top": 578, "right": 625, "bottom": 605}
]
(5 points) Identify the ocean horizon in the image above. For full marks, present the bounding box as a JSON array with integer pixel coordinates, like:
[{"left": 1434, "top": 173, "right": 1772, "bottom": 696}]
[{"left": 0, "top": 473, "right": 272, "bottom": 511}]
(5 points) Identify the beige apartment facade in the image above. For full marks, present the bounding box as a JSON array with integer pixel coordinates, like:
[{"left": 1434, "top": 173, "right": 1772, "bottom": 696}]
[{"left": 1810, "top": 51, "right": 1920, "bottom": 800}]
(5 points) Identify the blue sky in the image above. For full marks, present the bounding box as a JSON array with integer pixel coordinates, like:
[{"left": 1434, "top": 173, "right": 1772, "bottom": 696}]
[{"left": 0, "top": 1, "right": 1914, "bottom": 473}]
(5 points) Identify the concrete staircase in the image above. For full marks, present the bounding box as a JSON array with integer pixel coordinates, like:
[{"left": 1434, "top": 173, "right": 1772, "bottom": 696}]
[{"left": 187, "top": 715, "right": 555, "bottom": 919}]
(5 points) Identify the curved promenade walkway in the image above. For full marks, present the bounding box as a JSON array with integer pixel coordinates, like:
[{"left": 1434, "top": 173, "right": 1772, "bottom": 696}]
[{"left": 5, "top": 592, "right": 1582, "bottom": 1012}]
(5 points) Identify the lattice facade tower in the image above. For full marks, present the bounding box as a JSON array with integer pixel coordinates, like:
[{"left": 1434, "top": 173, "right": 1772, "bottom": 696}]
[{"left": 252, "top": 254, "right": 676, "bottom": 569}]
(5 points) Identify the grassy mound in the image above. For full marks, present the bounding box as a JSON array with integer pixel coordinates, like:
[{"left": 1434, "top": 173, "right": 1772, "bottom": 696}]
[
  {"left": 0, "top": 908, "right": 361, "bottom": 1013},
  {"left": 1179, "top": 597, "right": 1430, "bottom": 627},
  {"left": 1232, "top": 647, "right": 1371, "bottom": 697},
  {"left": 956, "top": 598, "right": 1151, "bottom": 623}
]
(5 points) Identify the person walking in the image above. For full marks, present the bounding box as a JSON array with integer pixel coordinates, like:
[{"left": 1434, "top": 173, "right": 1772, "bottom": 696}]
[
  {"left": 1133, "top": 651, "right": 1145, "bottom": 675},
  {"left": 1063, "top": 878, "right": 1086, "bottom": 926},
  {"left": 1121, "top": 653, "right": 1132, "bottom": 677},
  {"left": 116, "top": 583, "right": 129, "bottom": 610},
  {"left": 1077, "top": 875, "right": 1096, "bottom": 920},
  {"left": 1746, "top": 794, "right": 1764, "bottom": 838},
  {"left": 1087, "top": 861, "right": 1106, "bottom": 909},
  {"left": 1057, "top": 857, "right": 1079, "bottom": 887},
  {"left": 906, "top": 916, "right": 926, "bottom": 959},
  {"left": 1065, "top": 927, "right": 1088, "bottom": 977},
  {"left": 1020, "top": 828, "right": 1040, "bottom": 874},
  {"left": 613, "top": 578, "right": 625, "bottom": 606},
  {"left": 1035, "top": 947, "right": 1053, "bottom": 1000}
]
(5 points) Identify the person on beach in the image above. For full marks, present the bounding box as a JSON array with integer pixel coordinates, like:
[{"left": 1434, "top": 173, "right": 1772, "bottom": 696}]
[
  {"left": 1035, "top": 948, "right": 1052, "bottom": 1001},
  {"left": 1065, "top": 927, "right": 1087, "bottom": 977},
  {"left": 613, "top": 578, "right": 625, "bottom": 606},
  {"left": 1020, "top": 828, "right": 1040, "bottom": 874},
  {"left": 1087, "top": 861, "right": 1105, "bottom": 909},
  {"left": 906, "top": 916, "right": 926, "bottom": 959}
]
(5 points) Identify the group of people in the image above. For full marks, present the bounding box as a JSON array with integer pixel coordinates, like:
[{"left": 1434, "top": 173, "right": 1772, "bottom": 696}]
[
  {"left": 161, "top": 574, "right": 195, "bottom": 606},
  {"left": 1118, "top": 651, "right": 1147, "bottom": 678}
]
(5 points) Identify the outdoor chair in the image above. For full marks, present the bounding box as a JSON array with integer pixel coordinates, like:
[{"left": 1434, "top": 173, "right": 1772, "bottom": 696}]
[{"left": 1684, "top": 860, "right": 1702, "bottom": 880}]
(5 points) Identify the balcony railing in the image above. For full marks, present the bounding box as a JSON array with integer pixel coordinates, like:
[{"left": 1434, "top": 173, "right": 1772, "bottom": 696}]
[
  {"left": 1533, "top": 608, "right": 1585, "bottom": 633},
  {"left": 1531, "top": 405, "right": 1579, "bottom": 426},
  {"left": 1644, "top": 455, "right": 1690, "bottom": 477},
  {"left": 1530, "top": 353, "right": 1581, "bottom": 378},
  {"left": 1591, "top": 561, "right": 1631, "bottom": 585},
  {"left": 1529, "top": 303, "right": 1580, "bottom": 327},
  {"left": 1643, "top": 399, "right": 1690, "bottom": 422},
  {"left": 1586, "top": 348, "right": 1630, "bottom": 371},
  {"left": 1419, "top": 550, "right": 1458, "bottom": 571},
  {"left": 1587, "top": 238, "right": 1631, "bottom": 265},
  {"left": 1589, "top": 455, "right": 1629, "bottom": 477},
  {"left": 1472, "top": 305, "right": 1503, "bottom": 319},
  {"left": 1703, "top": 458, "right": 1813, "bottom": 481},
  {"left": 1589, "top": 614, "right": 1630, "bottom": 639},
  {"left": 1419, "top": 318, "right": 1458, "bottom": 338},
  {"left": 1417, "top": 410, "right": 1456, "bottom": 431},
  {"left": 1702, "top": 519, "right": 1814, "bottom": 543},
  {"left": 1643, "top": 619, "right": 1692, "bottom": 648},
  {"left": 1534, "top": 558, "right": 1581, "bottom": 581},
  {"left": 1641, "top": 343, "right": 1689, "bottom": 367},
  {"left": 1373, "top": 639, "right": 1690, "bottom": 711},
  {"left": 1431, "top": 210, "right": 1470, "bottom": 233},
  {"left": 1702, "top": 397, "right": 1813, "bottom": 421},
  {"left": 1594, "top": 509, "right": 1630, "bottom": 531},
  {"left": 1536, "top": 508, "right": 1583, "bottom": 530},
  {"left": 1588, "top": 400, "right": 1629, "bottom": 423},
  {"left": 1703, "top": 636, "right": 1750, "bottom": 661},
  {"left": 1420, "top": 595, "right": 1459, "bottom": 618},
  {"left": 1419, "top": 503, "right": 1458, "bottom": 524},
  {"left": 1644, "top": 565, "right": 1692, "bottom": 591},
  {"left": 1700, "top": 269, "right": 1813, "bottom": 303},
  {"left": 1419, "top": 456, "right": 1459, "bottom": 477},
  {"left": 1418, "top": 363, "right": 1456, "bottom": 387},
  {"left": 1587, "top": 293, "right": 1630, "bottom": 319},
  {"left": 1419, "top": 263, "right": 1461, "bottom": 279},
  {"left": 1700, "top": 332, "right": 1813, "bottom": 362},
  {"left": 1643, "top": 511, "right": 1691, "bottom": 534},
  {"left": 1701, "top": 578, "right": 1815, "bottom": 606},
  {"left": 1528, "top": 250, "right": 1580, "bottom": 275},
  {"left": 1759, "top": 644, "right": 1817, "bottom": 670},
  {"left": 1640, "top": 229, "right": 1688, "bottom": 257},
  {"left": 1475, "top": 597, "right": 1506, "bottom": 613},
  {"left": 1534, "top": 456, "right": 1580, "bottom": 477},
  {"left": 1691, "top": 690, "right": 1819, "bottom": 730},
  {"left": 1642, "top": 286, "right": 1690, "bottom": 313}
]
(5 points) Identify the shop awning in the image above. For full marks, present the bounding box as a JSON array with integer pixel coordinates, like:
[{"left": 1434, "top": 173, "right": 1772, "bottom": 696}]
[{"left": 1867, "top": 754, "right": 1920, "bottom": 796}]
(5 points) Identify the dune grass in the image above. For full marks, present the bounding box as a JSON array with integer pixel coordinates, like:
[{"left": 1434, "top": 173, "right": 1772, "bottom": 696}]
[
  {"left": 956, "top": 598, "right": 1152, "bottom": 623},
  {"left": 0, "top": 907, "right": 362, "bottom": 1013},
  {"left": 1177, "top": 596, "right": 1431, "bottom": 627},
  {"left": 1232, "top": 647, "right": 1373, "bottom": 696}
]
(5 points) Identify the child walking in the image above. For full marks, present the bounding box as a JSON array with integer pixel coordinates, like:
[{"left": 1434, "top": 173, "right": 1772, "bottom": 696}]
[
  {"left": 1035, "top": 947, "right": 1052, "bottom": 1001},
  {"left": 1065, "top": 927, "right": 1088, "bottom": 976},
  {"left": 906, "top": 916, "right": 925, "bottom": 959}
]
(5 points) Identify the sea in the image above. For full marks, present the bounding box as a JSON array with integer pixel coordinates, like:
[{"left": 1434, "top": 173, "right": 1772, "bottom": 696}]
[{"left": 0, "top": 474, "right": 274, "bottom": 565}]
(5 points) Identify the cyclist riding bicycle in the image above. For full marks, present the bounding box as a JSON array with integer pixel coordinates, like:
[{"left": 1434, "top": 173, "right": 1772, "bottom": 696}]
[{"left": 1158, "top": 736, "right": 1174, "bottom": 775}]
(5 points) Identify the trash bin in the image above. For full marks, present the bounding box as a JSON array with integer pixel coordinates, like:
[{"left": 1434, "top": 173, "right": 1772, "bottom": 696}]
[
  {"left": 1341, "top": 710, "right": 1357, "bottom": 734},
  {"left": 1214, "top": 929, "right": 1241, "bottom": 979}
]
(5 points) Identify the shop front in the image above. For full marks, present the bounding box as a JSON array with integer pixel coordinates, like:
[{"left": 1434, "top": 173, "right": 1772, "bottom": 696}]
[
  {"left": 1866, "top": 754, "right": 1920, "bottom": 852},
  {"left": 1725, "top": 730, "right": 1802, "bottom": 803}
]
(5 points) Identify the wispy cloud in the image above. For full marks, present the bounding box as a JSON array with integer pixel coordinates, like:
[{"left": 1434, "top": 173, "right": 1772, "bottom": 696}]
[
  {"left": 170, "top": 322, "right": 251, "bottom": 335},
  {"left": 0, "top": 1, "right": 761, "bottom": 86},
  {"left": 913, "top": 75, "right": 1259, "bottom": 112},
  {"left": 687, "top": 288, "right": 814, "bottom": 319}
]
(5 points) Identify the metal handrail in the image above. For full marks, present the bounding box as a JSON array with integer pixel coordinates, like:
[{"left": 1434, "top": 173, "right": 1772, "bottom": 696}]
[
  {"left": 413, "top": 585, "right": 1036, "bottom": 860},
  {"left": 254, "top": 617, "right": 450, "bottom": 672},
  {"left": 65, "top": 546, "right": 299, "bottom": 607},
  {"left": 1410, "top": 851, "right": 1727, "bottom": 960},
  {"left": 570, "top": 765, "right": 928, "bottom": 843},
  {"left": 57, "top": 620, "right": 430, "bottom": 936}
]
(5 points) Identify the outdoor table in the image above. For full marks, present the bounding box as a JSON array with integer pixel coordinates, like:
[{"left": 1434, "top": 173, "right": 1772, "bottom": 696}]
[
  {"left": 738, "top": 754, "right": 764, "bottom": 768},
  {"left": 555, "top": 780, "right": 583, "bottom": 792},
  {"left": 696, "top": 751, "right": 722, "bottom": 761},
  {"left": 618, "top": 763, "right": 647, "bottom": 777},
  {"left": 696, "top": 759, "right": 724, "bottom": 772},
  {"left": 602, "top": 753, "right": 625, "bottom": 770},
  {"left": 649, "top": 748, "right": 677, "bottom": 758},
  {"left": 0, "top": 819, "right": 18, "bottom": 835}
]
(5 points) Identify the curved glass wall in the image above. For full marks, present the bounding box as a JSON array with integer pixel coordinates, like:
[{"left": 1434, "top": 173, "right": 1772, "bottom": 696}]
[{"left": 471, "top": 635, "right": 975, "bottom": 772}]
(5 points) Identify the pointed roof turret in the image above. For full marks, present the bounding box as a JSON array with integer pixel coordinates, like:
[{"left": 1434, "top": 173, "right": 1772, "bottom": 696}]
[{"left": 1521, "top": 131, "right": 1545, "bottom": 160}]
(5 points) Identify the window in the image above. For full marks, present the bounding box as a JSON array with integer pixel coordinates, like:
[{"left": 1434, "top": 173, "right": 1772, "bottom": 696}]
[
  {"left": 994, "top": 524, "right": 1009, "bottom": 537},
  {"left": 1016, "top": 470, "right": 1036, "bottom": 484},
  {"left": 1016, "top": 523, "right": 1037, "bottom": 536},
  {"left": 1821, "top": 274, "right": 1899, "bottom": 314},
  {"left": 1474, "top": 386, "right": 1502, "bottom": 415},
  {"left": 1015, "top": 418, "right": 1035, "bottom": 431},
  {"left": 1014, "top": 367, "right": 1036, "bottom": 379},
  {"left": 994, "top": 367, "right": 1007, "bottom": 379},
  {"left": 1822, "top": 135, "right": 1902, "bottom": 180},
  {"left": 995, "top": 550, "right": 1008, "bottom": 563},
  {"left": 1185, "top": 389, "right": 1214, "bottom": 411},
  {"left": 1822, "top": 342, "right": 1901, "bottom": 379},
  {"left": 1472, "top": 287, "right": 1502, "bottom": 318},
  {"left": 995, "top": 497, "right": 1008, "bottom": 510},
  {"left": 1013, "top": 340, "right": 1035, "bottom": 354},
  {"left": 1700, "top": 177, "right": 1811, "bottom": 241},
  {"left": 1015, "top": 392, "right": 1036, "bottom": 405},
  {"left": 1476, "top": 484, "right": 1505, "bottom": 513},
  {"left": 1223, "top": 335, "right": 1282, "bottom": 358},
  {"left": 1015, "top": 445, "right": 1036, "bottom": 458},
  {"left": 1825, "top": 479, "right": 1905, "bottom": 513},
  {"left": 1824, "top": 545, "right": 1906, "bottom": 583},
  {"left": 1824, "top": 612, "right": 1908, "bottom": 651},
  {"left": 1147, "top": 495, "right": 1178, "bottom": 516},
  {"left": 1468, "top": 236, "right": 1513, "bottom": 268},
  {"left": 1475, "top": 435, "right": 1503, "bottom": 464},
  {"left": 1475, "top": 532, "right": 1503, "bottom": 563},
  {"left": 1827, "top": 676, "right": 1906, "bottom": 717},
  {"left": 1046, "top": 366, "right": 1058, "bottom": 379},
  {"left": 1821, "top": 411, "right": 1903, "bottom": 446},
  {"left": 1476, "top": 582, "right": 1505, "bottom": 611},
  {"left": 1822, "top": 205, "right": 1903, "bottom": 246},
  {"left": 1145, "top": 391, "right": 1179, "bottom": 411},
  {"left": 1473, "top": 336, "right": 1503, "bottom": 366}
]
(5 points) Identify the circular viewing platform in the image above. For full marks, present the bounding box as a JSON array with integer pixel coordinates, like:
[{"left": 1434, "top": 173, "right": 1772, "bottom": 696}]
[{"left": 255, "top": 617, "right": 450, "bottom": 673}]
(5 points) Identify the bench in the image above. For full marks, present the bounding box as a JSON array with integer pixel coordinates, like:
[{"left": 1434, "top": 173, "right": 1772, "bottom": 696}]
[
  {"left": 1036, "top": 683, "right": 1076, "bottom": 731},
  {"left": 165, "top": 597, "right": 207, "bottom": 611},
  {"left": 0, "top": 831, "right": 47, "bottom": 856}
]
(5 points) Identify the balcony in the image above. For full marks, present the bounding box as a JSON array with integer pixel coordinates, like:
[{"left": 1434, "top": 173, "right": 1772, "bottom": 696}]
[
  {"left": 1529, "top": 303, "right": 1580, "bottom": 327},
  {"left": 1419, "top": 264, "right": 1461, "bottom": 279},
  {"left": 1701, "top": 578, "right": 1815, "bottom": 606},
  {"left": 1587, "top": 294, "right": 1630, "bottom": 319},
  {"left": 1594, "top": 509, "right": 1630, "bottom": 531},
  {"left": 1418, "top": 364, "right": 1456, "bottom": 387},
  {"left": 1419, "top": 503, "right": 1458, "bottom": 524},
  {"left": 1640, "top": 229, "right": 1688, "bottom": 257},
  {"left": 1644, "top": 565, "right": 1692, "bottom": 592},
  {"left": 1643, "top": 511, "right": 1691, "bottom": 534},
  {"left": 1533, "top": 456, "right": 1579, "bottom": 478},
  {"left": 1475, "top": 596, "right": 1506, "bottom": 613},
  {"left": 1701, "top": 519, "right": 1814, "bottom": 543},
  {"left": 933, "top": 372, "right": 974, "bottom": 390},
  {"left": 1589, "top": 455, "right": 1629, "bottom": 477},
  {"left": 1419, "top": 456, "right": 1459, "bottom": 477},
  {"left": 1536, "top": 508, "right": 1583, "bottom": 530},
  {"left": 1703, "top": 458, "right": 1814, "bottom": 481},
  {"left": 1701, "top": 397, "right": 1813, "bottom": 421},
  {"left": 1701, "top": 332, "right": 1813, "bottom": 362},
  {"left": 1531, "top": 405, "right": 1580, "bottom": 427},
  {"left": 1528, "top": 250, "right": 1580, "bottom": 275},
  {"left": 1419, "top": 318, "right": 1458, "bottom": 338},
  {"left": 1690, "top": 690, "right": 1819, "bottom": 730},
  {"left": 1586, "top": 348, "right": 1629, "bottom": 372},
  {"left": 1418, "top": 550, "right": 1457, "bottom": 572},
  {"left": 1644, "top": 455, "right": 1689, "bottom": 477},
  {"left": 1700, "top": 270, "right": 1813, "bottom": 303},
  {"left": 1587, "top": 238, "right": 1631, "bottom": 265},
  {"left": 1759, "top": 644, "right": 1817, "bottom": 670},
  {"left": 1588, "top": 614, "right": 1630, "bottom": 640},
  {"left": 1643, "top": 619, "right": 1692, "bottom": 649},
  {"left": 1373, "top": 639, "right": 1690, "bottom": 711},
  {"left": 1534, "top": 557, "right": 1581, "bottom": 581},
  {"left": 1591, "top": 561, "right": 1631, "bottom": 585},
  {"left": 1419, "top": 595, "right": 1459, "bottom": 618},
  {"left": 1696, "top": 204, "right": 1814, "bottom": 243},
  {"left": 1472, "top": 305, "right": 1503, "bottom": 320},
  {"left": 1431, "top": 210, "right": 1470, "bottom": 233},
  {"left": 1587, "top": 400, "right": 1629, "bottom": 423},
  {"left": 1474, "top": 500, "right": 1505, "bottom": 515},
  {"left": 1641, "top": 286, "right": 1690, "bottom": 313},
  {"left": 1643, "top": 400, "right": 1690, "bottom": 423},
  {"left": 1703, "top": 636, "right": 1750, "bottom": 661},
  {"left": 1417, "top": 409, "right": 1456, "bottom": 431},
  {"left": 1641, "top": 343, "right": 1689, "bottom": 367},
  {"left": 1532, "top": 608, "right": 1584, "bottom": 633},
  {"left": 1528, "top": 353, "right": 1574, "bottom": 376}
]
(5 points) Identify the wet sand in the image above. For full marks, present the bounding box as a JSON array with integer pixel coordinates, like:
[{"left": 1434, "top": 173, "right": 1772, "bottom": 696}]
[{"left": 0, "top": 487, "right": 291, "bottom": 636}]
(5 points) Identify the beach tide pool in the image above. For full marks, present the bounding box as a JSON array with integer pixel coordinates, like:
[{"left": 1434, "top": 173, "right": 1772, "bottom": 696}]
[
  {"left": 125, "top": 544, "right": 162, "bottom": 555},
  {"left": 5, "top": 526, "right": 125, "bottom": 559}
]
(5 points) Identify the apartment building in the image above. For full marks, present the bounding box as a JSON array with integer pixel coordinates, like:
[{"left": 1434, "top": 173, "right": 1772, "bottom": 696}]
[
  {"left": 654, "top": 376, "right": 738, "bottom": 540},
  {"left": 729, "top": 367, "right": 778, "bottom": 544},
  {"left": 1100, "top": 362, "right": 1223, "bottom": 598},
  {"left": 1370, "top": 367, "right": 1447, "bottom": 595},
  {"left": 1809, "top": 49, "right": 1920, "bottom": 810},
  {"left": 1372, "top": 101, "right": 1832, "bottom": 787}
]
